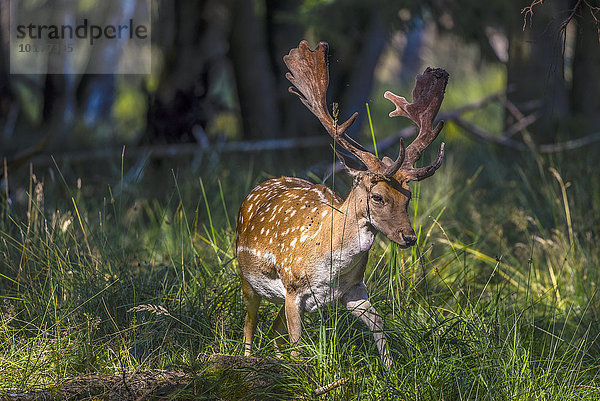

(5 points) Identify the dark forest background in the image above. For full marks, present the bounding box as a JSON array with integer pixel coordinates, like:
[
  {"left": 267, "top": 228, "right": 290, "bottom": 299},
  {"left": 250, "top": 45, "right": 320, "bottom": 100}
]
[{"left": 1, "top": 0, "right": 599, "bottom": 162}]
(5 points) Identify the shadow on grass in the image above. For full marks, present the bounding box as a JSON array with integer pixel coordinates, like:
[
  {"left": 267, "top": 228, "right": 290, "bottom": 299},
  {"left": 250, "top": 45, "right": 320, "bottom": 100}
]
[{"left": 1, "top": 355, "right": 310, "bottom": 401}]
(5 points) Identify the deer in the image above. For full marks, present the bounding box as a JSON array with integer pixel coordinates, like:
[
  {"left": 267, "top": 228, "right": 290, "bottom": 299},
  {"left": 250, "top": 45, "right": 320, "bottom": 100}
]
[{"left": 235, "top": 40, "right": 448, "bottom": 366}]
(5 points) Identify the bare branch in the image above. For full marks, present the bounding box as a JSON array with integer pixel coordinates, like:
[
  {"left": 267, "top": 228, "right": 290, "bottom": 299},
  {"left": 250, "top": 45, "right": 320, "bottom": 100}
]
[
  {"left": 450, "top": 117, "right": 528, "bottom": 150},
  {"left": 539, "top": 132, "right": 600, "bottom": 153},
  {"left": 522, "top": 0, "right": 546, "bottom": 31},
  {"left": 7, "top": 90, "right": 598, "bottom": 176}
]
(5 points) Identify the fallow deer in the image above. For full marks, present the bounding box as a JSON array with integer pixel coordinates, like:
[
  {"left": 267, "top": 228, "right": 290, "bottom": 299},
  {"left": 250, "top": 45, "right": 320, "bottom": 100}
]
[{"left": 236, "top": 40, "right": 448, "bottom": 366}]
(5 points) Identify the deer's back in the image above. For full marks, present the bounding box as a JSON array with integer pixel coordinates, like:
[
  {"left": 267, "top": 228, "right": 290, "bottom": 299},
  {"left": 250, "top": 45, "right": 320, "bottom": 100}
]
[{"left": 236, "top": 177, "right": 343, "bottom": 301}]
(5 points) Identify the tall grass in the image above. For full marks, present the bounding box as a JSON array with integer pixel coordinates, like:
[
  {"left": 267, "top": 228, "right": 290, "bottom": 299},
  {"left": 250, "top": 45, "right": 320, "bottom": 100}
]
[{"left": 0, "top": 137, "right": 599, "bottom": 399}]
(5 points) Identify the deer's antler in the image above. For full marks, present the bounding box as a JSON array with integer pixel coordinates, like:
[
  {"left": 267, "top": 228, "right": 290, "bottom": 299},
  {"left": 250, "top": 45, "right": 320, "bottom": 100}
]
[
  {"left": 385, "top": 67, "right": 448, "bottom": 182},
  {"left": 284, "top": 41, "right": 395, "bottom": 175}
]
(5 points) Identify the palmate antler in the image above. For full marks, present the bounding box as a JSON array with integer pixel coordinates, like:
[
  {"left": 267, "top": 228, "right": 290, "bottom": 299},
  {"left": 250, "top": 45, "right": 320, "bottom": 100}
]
[
  {"left": 283, "top": 41, "right": 401, "bottom": 176},
  {"left": 385, "top": 67, "right": 448, "bottom": 182},
  {"left": 284, "top": 40, "right": 448, "bottom": 182}
]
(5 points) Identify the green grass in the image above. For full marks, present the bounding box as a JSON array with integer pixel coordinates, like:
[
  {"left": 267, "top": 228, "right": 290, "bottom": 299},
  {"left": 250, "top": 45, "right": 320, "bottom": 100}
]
[{"left": 1, "top": 137, "right": 599, "bottom": 399}]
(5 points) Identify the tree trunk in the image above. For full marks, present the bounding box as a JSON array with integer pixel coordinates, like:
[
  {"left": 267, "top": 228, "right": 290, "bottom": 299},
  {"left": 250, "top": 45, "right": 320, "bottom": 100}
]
[
  {"left": 265, "top": 0, "right": 313, "bottom": 139},
  {"left": 145, "top": 0, "right": 230, "bottom": 144},
  {"left": 340, "top": 8, "right": 387, "bottom": 139},
  {"left": 42, "top": 0, "right": 77, "bottom": 139},
  {"left": 571, "top": 7, "right": 600, "bottom": 133},
  {"left": 229, "top": 0, "right": 280, "bottom": 139},
  {"left": 506, "top": 0, "right": 570, "bottom": 140},
  {"left": 399, "top": 18, "right": 426, "bottom": 84},
  {"left": 0, "top": 0, "right": 13, "bottom": 149}
]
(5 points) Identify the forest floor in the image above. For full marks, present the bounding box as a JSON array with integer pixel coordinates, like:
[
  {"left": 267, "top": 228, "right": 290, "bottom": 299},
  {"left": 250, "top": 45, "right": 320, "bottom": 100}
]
[{"left": 1, "top": 136, "right": 600, "bottom": 400}]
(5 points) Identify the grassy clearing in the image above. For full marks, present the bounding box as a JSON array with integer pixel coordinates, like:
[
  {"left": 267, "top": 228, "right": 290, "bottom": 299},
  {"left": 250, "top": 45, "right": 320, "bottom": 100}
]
[{"left": 0, "top": 137, "right": 599, "bottom": 400}]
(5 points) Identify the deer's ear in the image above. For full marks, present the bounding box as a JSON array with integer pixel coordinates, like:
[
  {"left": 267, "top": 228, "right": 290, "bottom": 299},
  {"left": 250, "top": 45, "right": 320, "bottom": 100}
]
[{"left": 331, "top": 145, "right": 366, "bottom": 177}]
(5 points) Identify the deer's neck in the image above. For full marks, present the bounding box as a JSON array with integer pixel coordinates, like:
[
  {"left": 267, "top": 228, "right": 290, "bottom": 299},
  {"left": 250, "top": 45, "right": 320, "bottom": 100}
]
[{"left": 330, "top": 187, "right": 375, "bottom": 255}]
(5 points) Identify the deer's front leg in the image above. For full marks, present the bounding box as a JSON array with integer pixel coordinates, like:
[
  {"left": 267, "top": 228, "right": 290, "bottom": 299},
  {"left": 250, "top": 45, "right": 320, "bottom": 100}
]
[
  {"left": 272, "top": 305, "right": 287, "bottom": 356},
  {"left": 285, "top": 292, "right": 303, "bottom": 357},
  {"left": 342, "top": 283, "right": 391, "bottom": 366}
]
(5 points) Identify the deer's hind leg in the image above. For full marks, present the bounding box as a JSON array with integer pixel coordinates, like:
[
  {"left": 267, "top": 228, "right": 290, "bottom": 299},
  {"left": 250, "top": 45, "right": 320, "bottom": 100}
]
[
  {"left": 285, "top": 292, "right": 304, "bottom": 357},
  {"left": 241, "top": 276, "right": 261, "bottom": 356}
]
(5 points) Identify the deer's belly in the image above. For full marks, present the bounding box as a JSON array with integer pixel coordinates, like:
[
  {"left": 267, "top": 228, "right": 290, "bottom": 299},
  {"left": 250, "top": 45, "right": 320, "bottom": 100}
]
[{"left": 243, "top": 271, "right": 286, "bottom": 303}]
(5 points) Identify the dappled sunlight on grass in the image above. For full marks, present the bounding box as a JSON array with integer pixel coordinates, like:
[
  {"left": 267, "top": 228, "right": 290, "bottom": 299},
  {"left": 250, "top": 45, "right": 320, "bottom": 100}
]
[{"left": 1, "top": 138, "right": 599, "bottom": 399}]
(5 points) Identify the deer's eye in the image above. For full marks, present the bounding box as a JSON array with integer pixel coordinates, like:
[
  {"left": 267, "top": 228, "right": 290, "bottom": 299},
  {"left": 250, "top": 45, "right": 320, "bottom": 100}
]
[{"left": 370, "top": 194, "right": 384, "bottom": 204}]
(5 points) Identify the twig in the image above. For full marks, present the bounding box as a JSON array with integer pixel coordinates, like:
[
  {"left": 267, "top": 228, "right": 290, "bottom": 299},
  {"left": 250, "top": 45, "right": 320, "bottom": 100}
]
[
  {"left": 18, "top": 136, "right": 332, "bottom": 167},
  {"left": 575, "top": 384, "right": 600, "bottom": 391},
  {"left": 503, "top": 114, "right": 539, "bottom": 138},
  {"left": 559, "top": 0, "right": 583, "bottom": 32},
  {"left": 450, "top": 114, "right": 600, "bottom": 154},
  {"left": 437, "top": 90, "right": 506, "bottom": 121},
  {"left": 313, "top": 377, "right": 350, "bottom": 397},
  {"left": 450, "top": 116, "right": 528, "bottom": 150},
  {"left": 538, "top": 132, "right": 600, "bottom": 153},
  {"left": 522, "top": 0, "right": 546, "bottom": 31}
]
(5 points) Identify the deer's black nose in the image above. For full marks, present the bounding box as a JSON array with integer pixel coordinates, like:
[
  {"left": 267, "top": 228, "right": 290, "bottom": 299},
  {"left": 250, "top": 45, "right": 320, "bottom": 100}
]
[{"left": 402, "top": 234, "right": 417, "bottom": 246}]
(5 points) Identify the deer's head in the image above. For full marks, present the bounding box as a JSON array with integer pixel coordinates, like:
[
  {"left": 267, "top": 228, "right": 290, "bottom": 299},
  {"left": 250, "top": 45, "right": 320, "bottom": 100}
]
[{"left": 284, "top": 41, "right": 448, "bottom": 248}]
